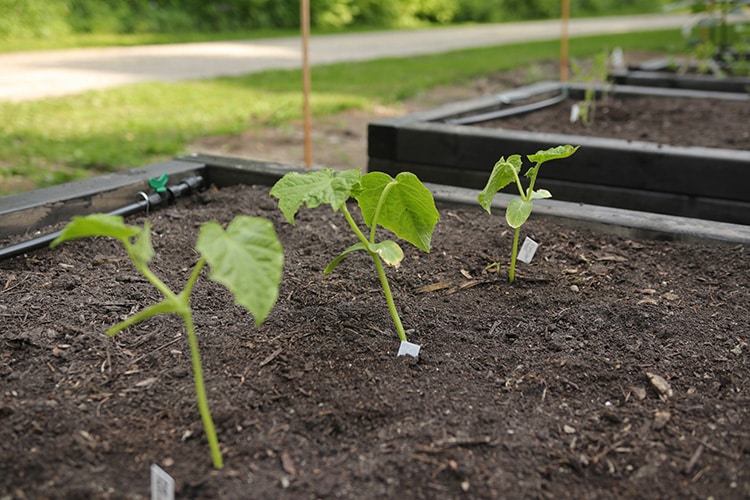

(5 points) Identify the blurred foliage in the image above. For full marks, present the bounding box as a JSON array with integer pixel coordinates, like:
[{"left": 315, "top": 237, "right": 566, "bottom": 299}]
[{"left": 1, "top": 0, "right": 673, "bottom": 40}]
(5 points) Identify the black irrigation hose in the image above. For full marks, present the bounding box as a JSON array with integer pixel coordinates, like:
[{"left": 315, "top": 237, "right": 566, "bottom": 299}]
[
  {"left": 444, "top": 87, "right": 570, "bottom": 126},
  {"left": 0, "top": 175, "right": 205, "bottom": 261}
]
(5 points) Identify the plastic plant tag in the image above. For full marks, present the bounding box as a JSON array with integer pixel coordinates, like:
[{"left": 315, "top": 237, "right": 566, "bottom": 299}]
[
  {"left": 397, "top": 341, "right": 421, "bottom": 358},
  {"left": 517, "top": 237, "right": 538, "bottom": 264},
  {"left": 151, "top": 464, "right": 174, "bottom": 500},
  {"left": 611, "top": 47, "right": 625, "bottom": 70},
  {"left": 569, "top": 104, "right": 580, "bottom": 123}
]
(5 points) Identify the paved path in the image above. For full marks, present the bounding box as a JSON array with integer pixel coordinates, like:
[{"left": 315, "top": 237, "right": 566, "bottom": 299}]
[{"left": 0, "top": 13, "right": 691, "bottom": 101}]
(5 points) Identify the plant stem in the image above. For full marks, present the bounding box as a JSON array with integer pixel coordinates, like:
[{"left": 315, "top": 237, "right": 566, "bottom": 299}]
[
  {"left": 125, "top": 243, "right": 176, "bottom": 302},
  {"left": 525, "top": 162, "right": 542, "bottom": 196},
  {"left": 372, "top": 255, "right": 407, "bottom": 342},
  {"left": 181, "top": 258, "right": 223, "bottom": 469},
  {"left": 135, "top": 255, "right": 222, "bottom": 469},
  {"left": 509, "top": 226, "right": 521, "bottom": 284},
  {"left": 341, "top": 204, "right": 370, "bottom": 245},
  {"left": 341, "top": 205, "right": 407, "bottom": 342},
  {"left": 182, "top": 308, "right": 223, "bottom": 469}
]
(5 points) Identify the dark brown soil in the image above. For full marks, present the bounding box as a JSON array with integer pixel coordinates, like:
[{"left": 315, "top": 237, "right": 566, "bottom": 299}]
[
  {"left": 484, "top": 93, "right": 750, "bottom": 151},
  {"left": 1, "top": 182, "right": 749, "bottom": 499}
]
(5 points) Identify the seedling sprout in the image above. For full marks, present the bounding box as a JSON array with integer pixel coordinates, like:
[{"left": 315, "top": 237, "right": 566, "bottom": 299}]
[
  {"left": 270, "top": 168, "right": 439, "bottom": 347},
  {"left": 51, "top": 214, "right": 284, "bottom": 468},
  {"left": 478, "top": 145, "right": 579, "bottom": 283}
]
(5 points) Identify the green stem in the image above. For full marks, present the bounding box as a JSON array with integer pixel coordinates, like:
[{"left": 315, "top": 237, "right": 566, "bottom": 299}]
[
  {"left": 184, "top": 256, "right": 206, "bottom": 296},
  {"left": 509, "top": 226, "right": 521, "bottom": 284},
  {"left": 341, "top": 205, "right": 407, "bottom": 342},
  {"left": 113, "top": 236, "right": 222, "bottom": 468},
  {"left": 513, "top": 171, "right": 526, "bottom": 199},
  {"left": 125, "top": 242, "right": 176, "bottom": 301},
  {"left": 182, "top": 308, "right": 223, "bottom": 469},
  {"left": 341, "top": 205, "right": 370, "bottom": 245},
  {"left": 525, "top": 162, "right": 542, "bottom": 197},
  {"left": 181, "top": 258, "right": 223, "bottom": 469},
  {"left": 372, "top": 255, "right": 407, "bottom": 342}
]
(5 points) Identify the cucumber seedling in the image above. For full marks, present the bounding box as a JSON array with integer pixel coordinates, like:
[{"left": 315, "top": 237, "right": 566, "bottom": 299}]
[
  {"left": 51, "top": 213, "right": 284, "bottom": 469},
  {"left": 270, "top": 168, "right": 439, "bottom": 345},
  {"left": 478, "top": 145, "right": 579, "bottom": 283}
]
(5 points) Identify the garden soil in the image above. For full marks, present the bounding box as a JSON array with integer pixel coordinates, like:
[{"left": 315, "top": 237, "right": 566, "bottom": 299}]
[
  {"left": 2, "top": 184, "right": 749, "bottom": 499},
  {"left": 484, "top": 93, "right": 750, "bottom": 151},
  {"left": 1, "top": 55, "right": 749, "bottom": 499}
]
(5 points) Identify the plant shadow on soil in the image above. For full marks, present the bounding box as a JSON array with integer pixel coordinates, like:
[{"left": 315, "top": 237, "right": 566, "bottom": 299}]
[{"left": 1, "top": 182, "right": 749, "bottom": 499}]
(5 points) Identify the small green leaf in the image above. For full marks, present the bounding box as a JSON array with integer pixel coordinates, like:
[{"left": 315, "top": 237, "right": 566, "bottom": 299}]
[
  {"left": 527, "top": 145, "right": 579, "bottom": 164},
  {"left": 506, "top": 198, "right": 533, "bottom": 229},
  {"left": 371, "top": 240, "right": 404, "bottom": 268},
  {"left": 477, "top": 155, "right": 522, "bottom": 213},
  {"left": 269, "top": 169, "right": 361, "bottom": 224},
  {"left": 50, "top": 214, "right": 140, "bottom": 247},
  {"left": 324, "top": 242, "right": 368, "bottom": 275},
  {"left": 530, "top": 189, "right": 552, "bottom": 200},
  {"left": 196, "top": 216, "right": 284, "bottom": 326},
  {"left": 355, "top": 171, "right": 439, "bottom": 253}
]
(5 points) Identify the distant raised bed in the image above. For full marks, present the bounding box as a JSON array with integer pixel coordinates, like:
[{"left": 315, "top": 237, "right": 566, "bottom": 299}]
[
  {"left": 368, "top": 81, "right": 750, "bottom": 225},
  {"left": 610, "top": 57, "right": 750, "bottom": 93}
]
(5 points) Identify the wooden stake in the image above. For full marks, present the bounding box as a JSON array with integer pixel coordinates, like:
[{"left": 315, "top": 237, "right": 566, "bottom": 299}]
[
  {"left": 560, "top": 0, "right": 570, "bottom": 83},
  {"left": 301, "top": 0, "right": 312, "bottom": 167}
]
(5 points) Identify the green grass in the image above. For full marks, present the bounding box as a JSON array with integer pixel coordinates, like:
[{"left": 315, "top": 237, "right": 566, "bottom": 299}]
[{"left": 0, "top": 29, "right": 680, "bottom": 196}]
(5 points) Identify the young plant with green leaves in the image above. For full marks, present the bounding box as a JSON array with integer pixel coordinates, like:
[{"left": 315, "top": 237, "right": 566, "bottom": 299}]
[
  {"left": 51, "top": 213, "right": 284, "bottom": 469},
  {"left": 667, "top": 0, "right": 750, "bottom": 76},
  {"left": 270, "top": 168, "right": 439, "bottom": 345},
  {"left": 478, "top": 145, "right": 579, "bottom": 283},
  {"left": 570, "top": 50, "right": 611, "bottom": 126}
]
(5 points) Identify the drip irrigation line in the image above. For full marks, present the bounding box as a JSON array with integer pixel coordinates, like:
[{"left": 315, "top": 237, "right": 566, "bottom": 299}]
[
  {"left": 0, "top": 174, "right": 205, "bottom": 261},
  {"left": 445, "top": 86, "right": 570, "bottom": 125}
]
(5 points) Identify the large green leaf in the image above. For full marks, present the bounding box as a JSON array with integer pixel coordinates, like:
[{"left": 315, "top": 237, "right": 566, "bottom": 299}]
[
  {"left": 355, "top": 171, "right": 439, "bottom": 253},
  {"left": 196, "top": 216, "right": 284, "bottom": 326},
  {"left": 477, "top": 155, "right": 522, "bottom": 213},
  {"left": 50, "top": 214, "right": 140, "bottom": 247},
  {"left": 269, "top": 168, "right": 362, "bottom": 224},
  {"left": 506, "top": 198, "right": 533, "bottom": 229}
]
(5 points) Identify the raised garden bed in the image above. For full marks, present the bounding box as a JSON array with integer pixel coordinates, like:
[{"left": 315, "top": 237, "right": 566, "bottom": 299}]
[
  {"left": 368, "top": 81, "right": 750, "bottom": 226},
  {"left": 1, "top": 156, "right": 749, "bottom": 498},
  {"left": 610, "top": 57, "right": 750, "bottom": 93}
]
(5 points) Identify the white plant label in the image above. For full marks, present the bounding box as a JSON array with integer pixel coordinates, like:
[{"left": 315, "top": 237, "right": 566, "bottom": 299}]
[
  {"left": 569, "top": 103, "right": 580, "bottom": 123},
  {"left": 151, "top": 464, "right": 174, "bottom": 500},
  {"left": 517, "top": 237, "right": 538, "bottom": 264},
  {"left": 397, "top": 341, "right": 421, "bottom": 358},
  {"left": 611, "top": 46, "right": 625, "bottom": 70}
]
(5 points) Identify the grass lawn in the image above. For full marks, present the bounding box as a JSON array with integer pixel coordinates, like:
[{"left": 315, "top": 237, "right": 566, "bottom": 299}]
[{"left": 0, "top": 30, "right": 680, "bottom": 196}]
